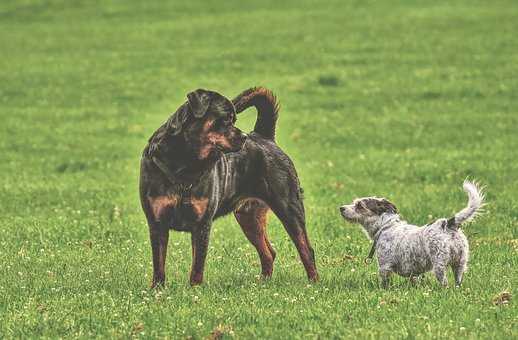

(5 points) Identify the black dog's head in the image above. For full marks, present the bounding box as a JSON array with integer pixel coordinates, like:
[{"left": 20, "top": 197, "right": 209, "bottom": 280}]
[{"left": 167, "top": 89, "right": 247, "bottom": 160}]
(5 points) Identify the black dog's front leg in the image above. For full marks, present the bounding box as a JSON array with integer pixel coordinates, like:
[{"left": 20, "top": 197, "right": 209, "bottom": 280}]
[
  {"left": 149, "top": 223, "right": 169, "bottom": 288},
  {"left": 189, "top": 223, "right": 212, "bottom": 285}
]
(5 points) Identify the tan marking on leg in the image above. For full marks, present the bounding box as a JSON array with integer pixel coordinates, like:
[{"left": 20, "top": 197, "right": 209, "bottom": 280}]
[
  {"left": 148, "top": 195, "right": 179, "bottom": 220},
  {"left": 293, "top": 231, "right": 318, "bottom": 281},
  {"left": 190, "top": 197, "right": 209, "bottom": 219},
  {"left": 234, "top": 200, "right": 275, "bottom": 277}
]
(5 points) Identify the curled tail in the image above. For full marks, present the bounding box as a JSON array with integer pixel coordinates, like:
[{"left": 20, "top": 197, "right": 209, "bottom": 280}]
[
  {"left": 232, "top": 87, "right": 279, "bottom": 141},
  {"left": 447, "top": 180, "right": 485, "bottom": 229}
]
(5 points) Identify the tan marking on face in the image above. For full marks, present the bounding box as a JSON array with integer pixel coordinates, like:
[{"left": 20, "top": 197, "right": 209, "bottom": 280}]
[
  {"left": 190, "top": 197, "right": 209, "bottom": 219},
  {"left": 198, "top": 130, "right": 232, "bottom": 160},
  {"left": 202, "top": 118, "right": 214, "bottom": 131},
  {"left": 198, "top": 118, "right": 217, "bottom": 159},
  {"left": 207, "top": 132, "right": 231, "bottom": 148},
  {"left": 199, "top": 146, "right": 211, "bottom": 159},
  {"left": 148, "top": 195, "right": 179, "bottom": 220}
]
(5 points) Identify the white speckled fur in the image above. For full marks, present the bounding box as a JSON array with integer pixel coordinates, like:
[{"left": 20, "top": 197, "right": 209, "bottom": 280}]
[{"left": 340, "top": 180, "right": 484, "bottom": 288}]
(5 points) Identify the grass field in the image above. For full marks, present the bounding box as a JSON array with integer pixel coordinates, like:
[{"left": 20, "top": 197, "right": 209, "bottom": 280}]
[{"left": 1, "top": 0, "right": 517, "bottom": 338}]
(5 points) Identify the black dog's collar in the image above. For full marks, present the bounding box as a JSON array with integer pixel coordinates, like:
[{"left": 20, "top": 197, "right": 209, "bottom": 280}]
[{"left": 151, "top": 155, "right": 194, "bottom": 198}]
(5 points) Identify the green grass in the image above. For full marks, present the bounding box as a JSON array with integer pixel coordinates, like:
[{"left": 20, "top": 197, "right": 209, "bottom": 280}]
[{"left": 1, "top": 0, "right": 517, "bottom": 338}]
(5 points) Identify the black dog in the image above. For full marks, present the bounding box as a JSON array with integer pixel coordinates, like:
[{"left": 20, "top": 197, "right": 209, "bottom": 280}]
[{"left": 139, "top": 87, "right": 318, "bottom": 286}]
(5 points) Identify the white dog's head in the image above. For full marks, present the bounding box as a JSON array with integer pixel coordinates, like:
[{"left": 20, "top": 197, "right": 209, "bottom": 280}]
[{"left": 339, "top": 197, "right": 399, "bottom": 237}]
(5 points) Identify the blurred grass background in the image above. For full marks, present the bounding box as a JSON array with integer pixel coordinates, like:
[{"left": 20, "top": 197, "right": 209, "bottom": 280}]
[{"left": 0, "top": 1, "right": 516, "bottom": 338}]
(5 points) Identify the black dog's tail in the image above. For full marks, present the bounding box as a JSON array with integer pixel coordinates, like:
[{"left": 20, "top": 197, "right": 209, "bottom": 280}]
[{"left": 232, "top": 87, "right": 279, "bottom": 141}]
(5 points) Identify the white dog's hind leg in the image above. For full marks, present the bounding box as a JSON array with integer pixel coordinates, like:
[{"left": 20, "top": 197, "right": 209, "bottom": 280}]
[
  {"left": 452, "top": 265, "right": 464, "bottom": 287},
  {"left": 379, "top": 267, "right": 392, "bottom": 289},
  {"left": 452, "top": 258, "right": 467, "bottom": 287},
  {"left": 409, "top": 274, "right": 423, "bottom": 285},
  {"left": 433, "top": 265, "right": 448, "bottom": 287}
]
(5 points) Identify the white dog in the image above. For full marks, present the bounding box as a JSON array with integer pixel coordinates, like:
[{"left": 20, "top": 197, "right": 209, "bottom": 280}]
[{"left": 339, "top": 180, "right": 484, "bottom": 287}]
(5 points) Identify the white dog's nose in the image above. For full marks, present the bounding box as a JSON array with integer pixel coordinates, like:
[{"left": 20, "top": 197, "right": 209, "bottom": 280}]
[{"left": 339, "top": 206, "right": 346, "bottom": 213}]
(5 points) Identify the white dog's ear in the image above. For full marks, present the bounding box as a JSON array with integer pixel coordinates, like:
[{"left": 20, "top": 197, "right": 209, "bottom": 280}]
[{"left": 381, "top": 198, "right": 398, "bottom": 214}]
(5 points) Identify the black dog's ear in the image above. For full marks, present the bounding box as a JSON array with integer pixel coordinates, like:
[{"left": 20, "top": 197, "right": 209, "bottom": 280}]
[
  {"left": 165, "top": 102, "right": 190, "bottom": 136},
  {"left": 163, "top": 89, "right": 233, "bottom": 137},
  {"left": 187, "top": 89, "right": 212, "bottom": 118},
  {"left": 164, "top": 89, "right": 212, "bottom": 136}
]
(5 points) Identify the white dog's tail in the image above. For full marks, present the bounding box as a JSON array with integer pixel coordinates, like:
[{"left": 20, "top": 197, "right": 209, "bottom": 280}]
[{"left": 447, "top": 180, "right": 485, "bottom": 229}]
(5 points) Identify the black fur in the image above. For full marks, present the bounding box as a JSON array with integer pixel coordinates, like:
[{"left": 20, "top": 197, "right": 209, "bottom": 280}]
[
  {"left": 232, "top": 87, "right": 279, "bottom": 140},
  {"left": 446, "top": 217, "right": 457, "bottom": 229},
  {"left": 139, "top": 87, "right": 318, "bottom": 287}
]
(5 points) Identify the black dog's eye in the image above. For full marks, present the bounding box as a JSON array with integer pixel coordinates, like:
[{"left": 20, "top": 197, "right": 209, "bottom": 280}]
[
  {"left": 213, "top": 119, "right": 230, "bottom": 130},
  {"left": 213, "top": 120, "right": 224, "bottom": 130}
]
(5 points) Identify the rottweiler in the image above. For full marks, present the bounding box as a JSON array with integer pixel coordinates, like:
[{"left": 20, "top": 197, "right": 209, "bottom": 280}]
[{"left": 139, "top": 87, "right": 318, "bottom": 287}]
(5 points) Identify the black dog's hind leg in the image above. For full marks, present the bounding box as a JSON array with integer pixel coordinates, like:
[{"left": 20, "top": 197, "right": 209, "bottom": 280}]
[
  {"left": 234, "top": 200, "right": 276, "bottom": 278},
  {"left": 269, "top": 198, "right": 318, "bottom": 282}
]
